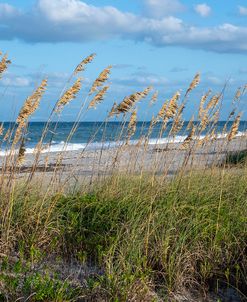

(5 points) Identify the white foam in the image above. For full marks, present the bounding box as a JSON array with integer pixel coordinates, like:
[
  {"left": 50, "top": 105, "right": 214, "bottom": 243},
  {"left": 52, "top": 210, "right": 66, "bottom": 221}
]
[{"left": 0, "top": 131, "right": 246, "bottom": 156}]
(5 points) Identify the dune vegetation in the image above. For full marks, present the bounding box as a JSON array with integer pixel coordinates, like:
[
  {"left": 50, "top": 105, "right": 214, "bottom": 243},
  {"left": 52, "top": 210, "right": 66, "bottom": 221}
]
[{"left": 0, "top": 51, "right": 246, "bottom": 301}]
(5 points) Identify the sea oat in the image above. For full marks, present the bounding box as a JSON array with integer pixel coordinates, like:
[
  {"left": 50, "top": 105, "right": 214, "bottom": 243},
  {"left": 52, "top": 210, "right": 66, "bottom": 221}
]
[
  {"left": 211, "top": 108, "right": 220, "bottom": 124},
  {"left": 210, "top": 127, "right": 217, "bottom": 141},
  {"left": 200, "top": 112, "right": 209, "bottom": 132},
  {"left": 74, "top": 53, "right": 96, "bottom": 75},
  {"left": 89, "top": 66, "right": 112, "bottom": 95},
  {"left": 198, "top": 90, "right": 211, "bottom": 119},
  {"left": 170, "top": 103, "right": 184, "bottom": 134},
  {"left": 229, "top": 109, "right": 236, "bottom": 118},
  {"left": 157, "top": 100, "right": 168, "bottom": 120},
  {"left": 34, "top": 142, "right": 49, "bottom": 153},
  {"left": 147, "top": 115, "right": 157, "bottom": 135},
  {"left": 206, "top": 94, "right": 220, "bottom": 111},
  {"left": 13, "top": 79, "right": 48, "bottom": 145},
  {"left": 88, "top": 86, "right": 109, "bottom": 109},
  {"left": 156, "top": 91, "right": 180, "bottom": 129},
  {"left": 165, "top": 91, "right": 180, "bottom": 120},
  {"left": 108, "top": 102, "right": 118, "bottom": 117},
  {"left": 55, "top": 78, "right": 81, "bottom": 113},
  {"left": 228, "top": 113, "right": 242, "bottom": 141},
  {"left": 0, "top": 54, "right": 11, "bottom": 77},
  {"left": 149, "top": 91, "right": 158, "bottom": 106},
  {"left": 115, "top": 86, "right": 152, "bottom": 114},
  {"left": 17, "top": 79, "right": 48, "bottom": 124},
  {"left": 3, "top": 129, "right": 11, "bottom": 141},
  {"left": 127, "top": 110, "right": 137, "bottom": 138},
  {"left": 17, "top": 140, "right": 26, "bottom": 165},
  {"left": 234, "top": 87, "right": 241, "bottom": 102},
  {"left": 185, "top": 73, "right": 200, "bottom": 96},
  {"left": 182, "top": 125, "right": 196, "bottom": 148},
  {"left": 186, "top": 115, "right": 194, "bottom": 130},
  {"left": 0, "top": 123, "right": 4, "bottom": 136}
]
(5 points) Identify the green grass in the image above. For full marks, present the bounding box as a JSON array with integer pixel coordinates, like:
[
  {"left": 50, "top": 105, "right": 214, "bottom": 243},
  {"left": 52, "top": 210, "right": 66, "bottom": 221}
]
[
  {"left": 0, "top": 169, "right": 247, "bottom": 301},
  {"left": 224, "top": 150, "right": 247, "bottom": 166}
]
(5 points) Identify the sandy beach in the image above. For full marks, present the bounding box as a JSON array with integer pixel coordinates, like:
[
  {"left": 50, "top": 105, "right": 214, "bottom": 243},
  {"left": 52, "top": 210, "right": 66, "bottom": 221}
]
[{"left": 2, "top": 135, "right": 246, "bottom": 183}]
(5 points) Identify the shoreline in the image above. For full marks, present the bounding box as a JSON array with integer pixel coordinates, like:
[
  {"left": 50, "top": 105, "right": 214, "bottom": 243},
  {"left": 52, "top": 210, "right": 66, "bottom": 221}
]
[{"left": 0, "top": 136, "right": 246, "bottom": 179}]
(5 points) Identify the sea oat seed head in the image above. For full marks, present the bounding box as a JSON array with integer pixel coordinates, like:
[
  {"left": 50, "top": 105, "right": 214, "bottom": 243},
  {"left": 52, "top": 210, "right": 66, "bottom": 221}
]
[
  {"left": 13, "top": 79, "right": 48, "bottom": 145},
  {"left": 182, "top": 125, "right": 196, "bottom": 149},
  {"left": 115, "top": 86, "right": 152, "bottom": 114},
  {"left": 0, "top": 54, "right": 11, "bottom": 77},
  {"left": 149, "top": 91, "right": 158, "bottom": 106},
  {"left": 127, "top": 110, "right": 137, "bottom": 141},
  {"left": 186, "top": 73, "right": 200, "bottom": 96},
  {"left": 88, "top": 86, "right": 109, "bottom": 109},
  {"left": 89, "top": 66, "right": 112, "bottom": 95},
  {"left": 198, "top": 90, "right": 211, "bottom": 119},
  {"left": 228, "top": 113, "right": 242, "bottom": 141},
  {"left": 56, "top": 78, "right": 82, "bottom": 113},
  {"left": 74, "top": 53, "right": 96, "bottom": 75},
  {"left": 0, "top": 123, "right": 4, "bottom": 136}
]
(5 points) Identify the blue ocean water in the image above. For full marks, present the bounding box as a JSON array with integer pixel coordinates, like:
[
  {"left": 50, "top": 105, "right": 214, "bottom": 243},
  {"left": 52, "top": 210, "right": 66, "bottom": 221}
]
[{"left": 0, "top": 121, "right": 246, "bottom": 154}]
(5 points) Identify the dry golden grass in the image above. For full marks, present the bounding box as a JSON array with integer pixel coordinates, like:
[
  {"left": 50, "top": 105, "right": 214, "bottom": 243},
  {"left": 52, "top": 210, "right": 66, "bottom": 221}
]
[
  {"left": 89, "top": 65, "right": 112, "bottom": 95},
  {"left": 185, "top": 72, "right": 200, "bottom": 96},
  {"left": 74, "top": 53, "right": 96, "bottom": 75},
  {"left": 114, "top": 86, "right": 152, "bottom": 114},
  {"left": 0, "top": 53, "right": 11, "bottom": 77},
  {"left": 88, "top": 85, "right": 109, "bottom": 109},
  {"left": 228, "top": 112, "right": 242, "bottom": 141},
  {"left": 55, "top": 78, "right": 82, "bottom": 113},
  {"left": 14, "top": 79, "right": 47, "bottom": 145}
]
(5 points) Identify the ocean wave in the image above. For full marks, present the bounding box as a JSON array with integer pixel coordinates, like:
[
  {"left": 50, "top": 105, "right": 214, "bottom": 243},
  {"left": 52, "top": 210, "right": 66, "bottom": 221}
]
[{"left": 0, "top": 131, "right": 246, "bottom": 156}]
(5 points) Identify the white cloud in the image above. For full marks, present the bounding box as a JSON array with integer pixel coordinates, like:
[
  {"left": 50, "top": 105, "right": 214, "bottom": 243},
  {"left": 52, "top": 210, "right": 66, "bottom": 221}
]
[
  {"left": 238, "top": 6, "right": 247, "bottom": 16},
  {"left": 194, "top": 3, "right": 211, "bottom": 17},
  {"left": 0, "top": 0, "right": 246, "bottom": 53},
  {"left": 0, "top": 75, "right": 30, "bottom": 87},
  {"left": 144, "top": 0, "right": 184, "bottom": 18},
  {"left": 0, "top": 70, "right": 73, "bottom": 89},
  {"left": 114, "top": 72, "right": 168, "bottom": 87}
]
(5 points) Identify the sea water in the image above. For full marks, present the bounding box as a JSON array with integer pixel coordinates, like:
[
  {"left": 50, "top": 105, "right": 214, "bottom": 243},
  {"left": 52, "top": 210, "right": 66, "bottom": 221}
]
[{"left": 0, "top": 121, "right": 246, "bottom": 155}]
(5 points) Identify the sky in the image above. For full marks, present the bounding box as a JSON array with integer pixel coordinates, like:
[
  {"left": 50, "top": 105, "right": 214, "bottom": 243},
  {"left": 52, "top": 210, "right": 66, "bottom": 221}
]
[{"left": 0, "top": 0, "right": 246, "bottom": 121}]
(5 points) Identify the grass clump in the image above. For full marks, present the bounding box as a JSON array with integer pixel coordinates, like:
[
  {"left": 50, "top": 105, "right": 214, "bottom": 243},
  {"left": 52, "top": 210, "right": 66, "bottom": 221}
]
[
  {"left": 0, "top": 271, "right": 81, "bottom": 301},
  {"left": 0, "top": 170, "right": 246, "bottom": 301},
  {"left": 224, "top": 150, "right": 247, "bottom": 166}
]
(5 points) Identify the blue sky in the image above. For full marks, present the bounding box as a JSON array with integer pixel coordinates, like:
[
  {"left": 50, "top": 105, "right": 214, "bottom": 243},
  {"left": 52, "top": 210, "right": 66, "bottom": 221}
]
[{"left": 0, "top": 0, "right": 246, "bottom": 121}]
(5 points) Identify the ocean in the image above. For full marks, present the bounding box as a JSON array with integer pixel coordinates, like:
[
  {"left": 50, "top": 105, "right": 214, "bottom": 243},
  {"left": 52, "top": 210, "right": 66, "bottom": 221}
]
[{"left": 0, "top": 121, "right": 246, "bottom": 155}]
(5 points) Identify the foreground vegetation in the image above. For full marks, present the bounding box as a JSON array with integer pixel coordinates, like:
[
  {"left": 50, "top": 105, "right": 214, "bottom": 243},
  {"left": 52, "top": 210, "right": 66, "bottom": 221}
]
[
  {"left": 0, "top": 169, "right": 246, "bottom": 301},
  {"left": 0, "top": 51, "right": 246, "bottom": 300}
]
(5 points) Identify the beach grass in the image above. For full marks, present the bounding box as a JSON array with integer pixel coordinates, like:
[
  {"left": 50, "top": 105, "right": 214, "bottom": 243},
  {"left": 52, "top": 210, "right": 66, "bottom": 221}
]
[
  {"left": 0, "top": 51, "right": 246, "bottom": 301},
  {"left": 0, "top": 169, "right": 246, "bottom": 301}
]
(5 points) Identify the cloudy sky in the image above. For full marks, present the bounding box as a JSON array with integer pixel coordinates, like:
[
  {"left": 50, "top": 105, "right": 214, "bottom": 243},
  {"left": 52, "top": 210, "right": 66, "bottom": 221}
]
[{"left": 0, "top": 0, "right": 246, "bottom": 121}]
